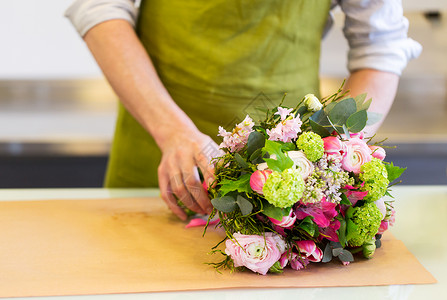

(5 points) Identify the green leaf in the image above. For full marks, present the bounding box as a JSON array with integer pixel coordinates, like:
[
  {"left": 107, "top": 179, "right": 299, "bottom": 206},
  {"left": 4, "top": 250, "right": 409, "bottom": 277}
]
[
  {"left": 281, "top": 142, "right": 296, "bottom": 152},
  {"left": 332, "top": 247, "right": 343, "bottom": 257},
  {"left": 234, "top": 153, "right": 248, "bottom": 168},
  {"left": 338, "top": 219, "right": 347, "bottom": 247},
  {"left": 219, "top": 174, "right": 252, "bottom": 196},
  {"left": 328, "top": 98, "right": 357, "bottom": 131},
  {"left": 249, "top": 148, "right": 263, "bottom": 163},
  {"left": 342, "top": 124, "right": 350, "bottom": 138},
  {"left": 346, "top": 110, "right": 368, "bottom": 133},
  {"left": 298, "top": 216, "right": 318, "bottom": 237},
  {"left": 322, "top": 243, "right": 333, "bottom": 263},
  {"left": 262, "top": 200, "right": 291, "bottom": 221},
  {"left": 338, "top": 249, "right": 354, "bottom": 262},
  {"left": 324, "top": 101, "right": 337, "bottom": 114},
  {"left": 262, "top": 140, "right": 294, "bottom": 172},
  {"left": 354, "top": 93, "right": 372, "bottom": 111},
  {"left": 385, "top": 162, "right": 406, "bottom": 183},
  {"left": 346, "top": 218, "right": 359, "bottom": 242},
  {"left": 375, "top": 238, "right": 382, "bottom": 249},
  {"left": 310, "top": 109, "right": 331, "bottom": 126},
  {"left": 246, "top": 131, "right": 265, "bottom": 157},
  {"left": 340, "top": 193, "right": 351, "bottom": 206},
  {"left": 269, "top": 261, "right": 283, "bottom": 273},
  {"left": 366, "top": 112, "right": 382, "bottom": 126},
  {"left": 236, "top": 195, "right": 253, "bottom": 216},
  {"left": 309, "top": 119, "right": 331, "bottom": 137},
  {"left": 211, "top": 196, "right": 237, "bottom": 213}
]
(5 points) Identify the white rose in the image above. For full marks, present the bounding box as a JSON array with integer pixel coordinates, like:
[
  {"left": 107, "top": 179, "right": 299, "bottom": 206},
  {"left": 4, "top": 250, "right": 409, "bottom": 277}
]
[
  {"left": 304, "top": 94, "right": 323, "bottom": 112},
  {"left": 287, "top": 150, "right": 314, "bottom": 180}
]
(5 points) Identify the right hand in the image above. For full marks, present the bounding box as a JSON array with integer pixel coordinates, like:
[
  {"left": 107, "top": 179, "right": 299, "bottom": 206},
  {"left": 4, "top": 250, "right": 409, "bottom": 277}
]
[{"left": 157, "top": 128, "right": 220, "bottom": 220}]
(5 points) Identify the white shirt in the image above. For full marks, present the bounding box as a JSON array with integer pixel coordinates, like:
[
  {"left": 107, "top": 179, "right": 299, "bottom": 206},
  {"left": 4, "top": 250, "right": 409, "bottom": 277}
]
[{"left": 65, "top": 0, "right": 422, "bottom": 76}]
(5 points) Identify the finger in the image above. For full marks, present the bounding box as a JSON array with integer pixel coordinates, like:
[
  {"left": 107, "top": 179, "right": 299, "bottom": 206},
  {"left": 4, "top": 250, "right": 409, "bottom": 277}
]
[
  {"left": 183, "top": 167, "right": 213, "bottom": 214},
  {"left": 158, "top": 172, "right": 187, "bottom": 220},
  {"left": 170, "top": 171, "right": 205, "bottom": 214}
]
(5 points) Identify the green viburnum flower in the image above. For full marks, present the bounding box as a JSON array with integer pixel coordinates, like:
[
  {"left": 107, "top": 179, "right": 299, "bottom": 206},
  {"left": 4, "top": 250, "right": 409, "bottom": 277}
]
[
  {"left": 348, "top": 202, "right": 382, "bottom": 247},
  {"left": 296, "top": 132, "right": 324, "bottom": 162},
  {"left": 262, "top": 168, "right": 305, "bottom": 208},
  {"left": 359, "top": 158, "right": 389, "bottom": 202}
]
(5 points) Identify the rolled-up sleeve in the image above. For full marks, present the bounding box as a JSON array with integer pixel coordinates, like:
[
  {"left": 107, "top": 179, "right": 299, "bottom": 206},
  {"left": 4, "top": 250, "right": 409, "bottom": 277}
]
[
  {"left": 339, "top": 0, "right": 422, "bottom": 75},
  {"left": 65, "top": 0, "right": 138, "bottom": 37}
]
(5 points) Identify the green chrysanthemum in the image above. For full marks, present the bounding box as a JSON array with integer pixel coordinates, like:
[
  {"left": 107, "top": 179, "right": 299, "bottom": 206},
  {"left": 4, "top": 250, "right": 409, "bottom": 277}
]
[
  {"left": 296, "top": 132, "right": 324, "bottom": 162},
  {"left": 359, "top": 158, "right": 389, "bottom": 202},
  {"left": 262, "top": 169, "right": 305, "bottom": 208},
  {"left": 348, "top": 202, "right": 382, "bottom": 247}
]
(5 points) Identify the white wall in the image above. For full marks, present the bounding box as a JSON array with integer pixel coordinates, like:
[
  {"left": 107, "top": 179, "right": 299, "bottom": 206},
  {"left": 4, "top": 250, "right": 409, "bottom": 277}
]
[{"left": 0, "top": 0, "right": 446, "bottom": 79}]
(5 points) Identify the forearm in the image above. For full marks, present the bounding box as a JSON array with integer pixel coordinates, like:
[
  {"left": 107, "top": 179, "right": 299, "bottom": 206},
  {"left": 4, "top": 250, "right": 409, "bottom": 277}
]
[
  {"left": 83, "top": 19, "right": 198, "bottom": 150},
  {"left": 343, "top": 69, "right": 399, "bottom": 135}
]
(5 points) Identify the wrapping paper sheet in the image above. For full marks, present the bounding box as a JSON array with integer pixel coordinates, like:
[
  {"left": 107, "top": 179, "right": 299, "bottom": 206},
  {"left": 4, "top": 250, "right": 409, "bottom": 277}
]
[{"left": 0, "top": 197, "right": 436, "bottom": 298}]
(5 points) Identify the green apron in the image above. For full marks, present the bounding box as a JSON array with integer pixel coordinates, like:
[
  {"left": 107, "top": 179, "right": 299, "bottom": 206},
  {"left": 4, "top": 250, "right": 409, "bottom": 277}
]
[{"left": 105, "top": 0, "right": 331, "bottom": 187}]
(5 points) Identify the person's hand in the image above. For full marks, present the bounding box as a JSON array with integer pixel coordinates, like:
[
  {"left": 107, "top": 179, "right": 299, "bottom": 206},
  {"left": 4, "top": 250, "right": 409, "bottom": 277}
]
[{"left": 157, "top": 128, "right": 219, "bottom": 220}]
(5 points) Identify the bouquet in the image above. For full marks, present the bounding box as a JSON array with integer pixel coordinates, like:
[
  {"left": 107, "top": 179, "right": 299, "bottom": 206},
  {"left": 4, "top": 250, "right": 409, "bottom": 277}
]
[{"left": 204, "top": 85, "right": 405, "bottom": 275}]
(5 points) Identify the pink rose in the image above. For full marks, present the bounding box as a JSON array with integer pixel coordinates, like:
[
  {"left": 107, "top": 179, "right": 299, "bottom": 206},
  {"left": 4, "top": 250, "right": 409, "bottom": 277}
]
[
  {"left": 322, "top": 136, "right": 346, "bottom": 161},
  {"left": 296, "top": 240, "right": 323, "bottom": 262},
  {"left": 369, "top": 145, "right": 386, "bottom": 160},
  {"left": 249, "top": 170, "right": 272, "bottom": 195},
  {"left": 341, "top": 138, "right": 372, "bottom": 174},
  {"left": 269, "top": 209, "right": 297, "bottom": 228},
  {"left": 225, "top": 232, "right": 282, "bottom": 275}
]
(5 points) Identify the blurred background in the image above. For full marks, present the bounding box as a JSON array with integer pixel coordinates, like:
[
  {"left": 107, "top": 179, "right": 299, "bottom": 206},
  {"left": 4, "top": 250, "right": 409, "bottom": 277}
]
[{"left": 0, "top": 0, "right": 446, "bottom": 188}]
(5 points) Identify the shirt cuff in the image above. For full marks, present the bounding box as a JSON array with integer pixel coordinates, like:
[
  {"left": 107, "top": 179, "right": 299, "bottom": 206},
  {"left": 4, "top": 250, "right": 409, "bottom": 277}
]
[
  {"left": 65, "top": 0, "right": 138, "bottom": 37},
  {"left": 347, "top": 38, "right": 422, "bottom": 76}
]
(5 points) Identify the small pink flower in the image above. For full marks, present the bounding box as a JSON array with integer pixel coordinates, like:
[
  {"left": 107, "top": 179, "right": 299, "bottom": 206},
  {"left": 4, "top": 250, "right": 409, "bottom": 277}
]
[
  {"left": 350, "top": 132, "right": 364, "bottom": 139},
  {"left": 322, "top": 136, "right": 346, "bottom": 161},
  {"left": 296, "top": 240, "right": 323, "bottom": 262},
  {"left": 218, "top": 115, "right": 254, "bottom": 152},
  {"left": 250, "top": 170, "right": 272, "bottom": 195},
  {"left": 266, "top": 107, "right": 302, "bottom": 142},
  {"left": 341, "top": 138, "right": 372, "bottom": 174},
  {"left": 374, "top": 198, "right": 387, "bottom": 220},
  {"left": 369, "top": 145, "right": 386, "bottom": 160},
  {"left": 269, "top": 208, "right": 297, "bottom": 228},
  {"left": 377, "top": 220, "right": 389, "bottom": 235},
  {"left": 225, "top": 232, "right": 282, "bottom": 275},
  {"left": 290, "top": 252, "right": 306, "bottom": 270}
]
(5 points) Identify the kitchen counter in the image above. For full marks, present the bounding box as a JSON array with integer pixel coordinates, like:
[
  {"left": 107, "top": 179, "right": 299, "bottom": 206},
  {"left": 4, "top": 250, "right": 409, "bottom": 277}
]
[{"left": 0, "top": 185, "right": 445, "bottom": 300}]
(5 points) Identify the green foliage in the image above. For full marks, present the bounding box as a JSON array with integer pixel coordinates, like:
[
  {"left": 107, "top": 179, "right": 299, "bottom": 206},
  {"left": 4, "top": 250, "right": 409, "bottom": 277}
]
[
  {"left": 346, "top": 110, "right": 367, "bottom": 133},
  {"left": 328, "top": 98, "right": 357, "bottom": 133},
  {"left": 235, "top": 195, "right": 253, "bottom": 216},
  {"left": 385, "top": 162, "right": 406, "bottom": 183},
  {"left": 297, "top": 216, "right": 319, "bottom": 237},
  {"left": 211, "top": 195, "right": 237, "bottom": 213},
  {"left": 262, "top": 140, "right": 294, "bottom": 172},
  {"left": 246, "top": 131, "right": 265, "bottom": 157},
  {"left": 219, "top": 173, "right": 252, "bottom": 196},
  {"left": 234, "top": 153, "right": 248, "bottom": 168},
  {"left": 262, "top": 200, "right": 291, "bottom": 221},
  {"left": 338, "top": 218, "right": 347, "bottom": 247}
]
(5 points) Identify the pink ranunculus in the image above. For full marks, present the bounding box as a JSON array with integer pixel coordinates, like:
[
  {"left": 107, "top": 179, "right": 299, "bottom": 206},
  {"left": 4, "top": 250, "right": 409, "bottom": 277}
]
[
  {"left": 269, "top": 208, "right": 297, "bottom": 228},
  {"left": 295, "top": 198, "right": 338, "bottom": 228},
  {"left": 249, "top": 170, "right": 272, "bottom": 195},
  {"left": 322, "top": 136, "right": 346, "bottom": 160},
  {"left": 377, "top": 220, "right": 389, "bottom": 235},
  {"left": 369, "top": 145, "right": 386, "bottom": 160},
  {"left": 296, "top": 240, "right": 323, "bottom": 262},
  {"left": 225, "top": 232, "right": 282, "bottom": 275},
  {"left": 341, "top": 138, "right": 372, "bottom": 174}
]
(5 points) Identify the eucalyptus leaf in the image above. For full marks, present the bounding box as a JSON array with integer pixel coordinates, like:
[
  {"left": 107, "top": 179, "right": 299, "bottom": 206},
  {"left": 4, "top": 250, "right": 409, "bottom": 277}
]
[
  {"left": 309, "top": 109, "right": 331, "bottom": 126},
  {"left": 338, "top": 249, "right": 354, "bottom": 262},
  {"left": 211, "top": 196, "right": 237, "bottom": 213},
  {"left": 354, "top": 93, "right": 373, "bottom": 111},
  {"left": 236, "top": 195, "right": 253, "bottom": 216},
  {"left": 322, "top": 243, "right": 333, "bottom": 263},
  {"left": 309, "top": 119, "right": 331, "bottom": 137},
  {"left": 234, "top": 153, "right": 248, "bottom": 168},
  {"left": 346, "top": 110, "right": 367, "bottom": 133},
  {"left": 375, "top": 238, "right": 382, "bottom": 249},
  {"left": 328, "top": 98, "right": 357, "bottom": 131},
  {"left": 342, "top": 124, "right": 350, "bottom": 138},
  {"left": 324, "top": 101, "right": 337, "bottom": 114},
  {"left": 332, "top": 247, "right": 343, "bottom": 257},
  {"left": 247, "top": 131, "right": 265, "bottom": 157},
  {"left": 366, "top": 112, "right": 382, "bottom": 126}
]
